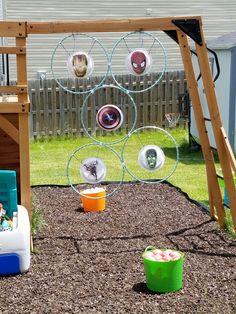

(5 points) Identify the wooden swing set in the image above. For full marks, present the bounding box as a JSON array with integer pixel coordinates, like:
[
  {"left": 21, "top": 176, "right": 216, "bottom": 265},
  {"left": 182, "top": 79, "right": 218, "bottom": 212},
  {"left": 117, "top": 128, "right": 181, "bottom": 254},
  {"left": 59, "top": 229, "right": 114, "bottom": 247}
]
[{"left": 0, "top": 16, "right": 236, "bottom": 232}]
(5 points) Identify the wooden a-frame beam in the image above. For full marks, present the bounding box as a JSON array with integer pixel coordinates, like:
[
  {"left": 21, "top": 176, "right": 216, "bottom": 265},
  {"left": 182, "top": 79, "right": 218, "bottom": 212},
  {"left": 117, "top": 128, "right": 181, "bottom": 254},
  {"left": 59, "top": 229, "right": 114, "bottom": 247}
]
[
  {"left": 195, "top": 37, "right": 236, "bottom": 231},
  {"left": 27, "top": 16, "right": 202, "bottom": 34},
  {"left": 177, "top": 29, "right": 226, "bottom": 226}
]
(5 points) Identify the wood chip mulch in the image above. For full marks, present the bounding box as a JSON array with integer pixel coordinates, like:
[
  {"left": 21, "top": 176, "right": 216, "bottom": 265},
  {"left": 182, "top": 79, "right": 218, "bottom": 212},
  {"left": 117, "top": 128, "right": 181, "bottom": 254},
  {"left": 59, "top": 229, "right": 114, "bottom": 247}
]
[{"left": 0, "top": 182, "right": 235, "bottom": 314}]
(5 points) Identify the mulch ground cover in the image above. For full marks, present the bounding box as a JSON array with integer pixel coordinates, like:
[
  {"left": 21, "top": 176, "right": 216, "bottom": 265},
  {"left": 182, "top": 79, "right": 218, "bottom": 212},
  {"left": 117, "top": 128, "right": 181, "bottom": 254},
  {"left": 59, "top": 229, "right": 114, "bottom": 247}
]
[{"left": 0, "top": 182, "right": 236, "bottom": 314}]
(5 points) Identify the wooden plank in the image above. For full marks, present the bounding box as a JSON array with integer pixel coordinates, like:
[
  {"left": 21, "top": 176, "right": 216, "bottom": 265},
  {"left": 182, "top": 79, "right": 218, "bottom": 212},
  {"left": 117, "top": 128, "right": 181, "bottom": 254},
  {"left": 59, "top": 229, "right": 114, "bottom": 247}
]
[
  {"left": 0, "top": 141, "right": 18, "bottom": 153},
  {"left": 0, "top": 85, "right": 27, "bottom": 94},
  {"left": 0, "top": 21, "right": 26, "bottom": 37},
  {"left": 0, "top": 46, "right": 26, "bottom": 54},
  {"left": 195, "top": 34, "right": 236, "bottom": 232},
  {"left": 34, "top": 80, "right": 41, "bottom": 137},
  {"left": 16, "top": 36, "right": 31, "bottom": 218},
  {"left": 0, "top": 155, "right": 20, "bottom": 164},
  {"left": 42, "top": 79, "right": 49, "bottom": 136},
  {"left": 172, "top": 71, "right": 178, "bottom": 113},
  {"left": 150, "top": 73, "right": 156, "bottom": 125},
  {"left": 157, "top": 74, "right": 163, "bottom": 126},
  {"left": 90, "top": 81, "right": 96, "bottom": 136},
  {"left": 27, "top": 16, "right": 201, "bottom": 34},
  {"left": 177, "top": 29, "right": 226, "bottom": 225},
  {"left": 0, "top": 103, "right": 30, "bottom": 113},
  {"left": 0, "top": 114, "right": 19, "bottom": 144},
  {"left": 50, "top": 79, "right": 58, "bottom": 136},
  {"left": 220, "top": 127, "right": 236, "bottom": 173}
]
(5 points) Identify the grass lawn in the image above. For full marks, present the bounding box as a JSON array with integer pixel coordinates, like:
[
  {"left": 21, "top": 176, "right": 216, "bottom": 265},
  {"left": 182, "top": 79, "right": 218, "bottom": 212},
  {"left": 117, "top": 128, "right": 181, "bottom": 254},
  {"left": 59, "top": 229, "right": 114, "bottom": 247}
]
[{"left": 30, "top": 127, "right": 217, "bottom": 205}]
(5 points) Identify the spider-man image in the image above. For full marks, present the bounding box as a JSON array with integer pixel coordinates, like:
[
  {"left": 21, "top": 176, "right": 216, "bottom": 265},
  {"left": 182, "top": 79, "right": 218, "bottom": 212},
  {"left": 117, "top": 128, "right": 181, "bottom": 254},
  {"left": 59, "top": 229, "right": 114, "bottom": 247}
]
[{"left": 130, "top": 50, "right": 146, "bottom": 75}]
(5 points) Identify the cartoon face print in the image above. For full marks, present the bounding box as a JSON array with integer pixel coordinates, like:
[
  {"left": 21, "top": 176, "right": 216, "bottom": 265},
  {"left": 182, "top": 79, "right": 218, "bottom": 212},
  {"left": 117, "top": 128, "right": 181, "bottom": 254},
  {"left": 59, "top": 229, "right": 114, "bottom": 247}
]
[
  {"left": 130, "top": 51, "right": 146, "bottom": 75},
  {"left": 67, "top": 51, "right": 94, "bottom": 78},
  {"left": 72, "top": 53, "right": 88, "bottom": 77},
  {"left": 125, "top": 49, "right": 152, "bottom": 76},
  {"left": 80, "top": 157, "right": 106, "bottom": 183},
  {"left": 138, "top": 145, "right": 165, "bottom": 172},
  {"left": 82, "top": 160, "right": 98, "bottom": 181},
  {"left": 146, "top": 148, "right": 157, "bottom": 169}
]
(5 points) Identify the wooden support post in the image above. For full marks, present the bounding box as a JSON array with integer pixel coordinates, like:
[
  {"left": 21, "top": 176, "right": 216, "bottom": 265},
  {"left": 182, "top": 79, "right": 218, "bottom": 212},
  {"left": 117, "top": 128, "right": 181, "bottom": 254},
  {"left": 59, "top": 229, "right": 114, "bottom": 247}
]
[
  {"left": 220, "top": 127, "right": 236, "bottom": 173},
  {"left": 195, "top": 38, "right": 236, "bottom": 232},
  {"left": 15, "top": 34, "right": 31, "bottom": 221},
  {"left": 177, "top": 29, "right": 226, "bottom": 226}
]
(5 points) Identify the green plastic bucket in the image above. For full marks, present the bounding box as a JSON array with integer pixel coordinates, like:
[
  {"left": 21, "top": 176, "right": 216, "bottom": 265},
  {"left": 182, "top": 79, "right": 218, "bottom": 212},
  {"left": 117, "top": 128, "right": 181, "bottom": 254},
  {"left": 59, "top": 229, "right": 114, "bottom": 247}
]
[{"left": 142, "top": 246, "right": 184, "bottom": 293}]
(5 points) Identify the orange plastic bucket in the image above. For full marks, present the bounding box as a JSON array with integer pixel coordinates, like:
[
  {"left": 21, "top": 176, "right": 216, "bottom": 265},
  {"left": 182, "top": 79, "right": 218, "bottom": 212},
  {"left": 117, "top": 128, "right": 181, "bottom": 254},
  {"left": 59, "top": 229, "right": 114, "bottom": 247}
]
[{"left": 80, "top": 187, "right": 106, "bottom": 212}]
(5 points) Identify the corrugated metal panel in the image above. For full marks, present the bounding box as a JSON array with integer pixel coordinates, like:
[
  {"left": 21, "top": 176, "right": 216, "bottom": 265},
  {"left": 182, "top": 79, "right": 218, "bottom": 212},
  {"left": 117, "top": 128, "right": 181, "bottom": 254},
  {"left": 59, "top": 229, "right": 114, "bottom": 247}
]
[
  {"left": 0, "top": 0, "right": 2, "bottom": 19},
  {"left": 0, "top": 0, "right": 4, "bottom": 77},
  {"left": 4, "top": 0, "right": 236, "bottom": 79}
]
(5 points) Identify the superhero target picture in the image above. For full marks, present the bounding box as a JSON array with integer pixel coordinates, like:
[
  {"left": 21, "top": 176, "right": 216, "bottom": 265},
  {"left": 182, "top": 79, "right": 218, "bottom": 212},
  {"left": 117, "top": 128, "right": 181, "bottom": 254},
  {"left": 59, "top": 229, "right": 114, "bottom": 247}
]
[
  {"left": 126, "top": 49, "right": 152, "bottom": 76},
  {"left": 67, "top": 51, "right": 94, "bottom": 78},
  {"left": 138, "top": 145, "right": 165, "bottom": 171},
  {"left": 80, "top": 157, "right": 106, "bottom": 184},
  {"left": 96, "top": 104, "right": 124, "bottom": 131}
]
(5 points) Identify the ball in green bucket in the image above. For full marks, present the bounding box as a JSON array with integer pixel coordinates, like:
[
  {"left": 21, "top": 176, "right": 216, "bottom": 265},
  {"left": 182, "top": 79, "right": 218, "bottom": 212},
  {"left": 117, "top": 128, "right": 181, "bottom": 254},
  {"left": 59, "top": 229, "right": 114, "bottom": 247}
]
[{"left": 142, "top": 246, "right": 184, "bottom": 293}]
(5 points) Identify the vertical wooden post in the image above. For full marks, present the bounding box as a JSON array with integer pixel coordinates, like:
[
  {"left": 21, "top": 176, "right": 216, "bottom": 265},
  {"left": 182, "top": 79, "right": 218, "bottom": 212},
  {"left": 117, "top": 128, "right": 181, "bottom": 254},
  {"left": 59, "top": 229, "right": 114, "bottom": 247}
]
[
  {"left": 16, "top": 32, "right": 31, "bottom": 220},
  {"left": 177, "top": 29, "right": 226, "bottom": 227},
  {"left": 195, "top": 32, "right": 236, "bottom": 231}
]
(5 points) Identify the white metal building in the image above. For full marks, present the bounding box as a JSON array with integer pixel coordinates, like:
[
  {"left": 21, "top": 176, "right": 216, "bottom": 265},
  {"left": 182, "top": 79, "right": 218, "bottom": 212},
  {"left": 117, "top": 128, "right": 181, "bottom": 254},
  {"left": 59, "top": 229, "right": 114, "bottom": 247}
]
[
  {"left": 191, "top": 31, "right": 236, "bottom": 152},
  {"left": 1, "top": 0, "right": 236, "bottom": 79}
]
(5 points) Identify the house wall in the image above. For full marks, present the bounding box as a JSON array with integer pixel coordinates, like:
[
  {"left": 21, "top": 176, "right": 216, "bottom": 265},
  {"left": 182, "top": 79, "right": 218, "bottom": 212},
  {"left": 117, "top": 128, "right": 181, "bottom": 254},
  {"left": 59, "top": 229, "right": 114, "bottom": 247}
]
[
  {"left": 2, "top": 0, "right": 236, "bottom": 79},
  {"left": 0, "top": 0, "right": 5, "bottom": 78}
]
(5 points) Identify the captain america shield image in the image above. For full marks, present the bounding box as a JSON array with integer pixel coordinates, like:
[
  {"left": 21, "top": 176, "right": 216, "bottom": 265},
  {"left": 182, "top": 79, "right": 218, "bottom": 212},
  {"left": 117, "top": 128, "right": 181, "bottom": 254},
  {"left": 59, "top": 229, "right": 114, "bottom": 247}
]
[{"left": 96, "top": 104, "right": 124, "bottom": 131}]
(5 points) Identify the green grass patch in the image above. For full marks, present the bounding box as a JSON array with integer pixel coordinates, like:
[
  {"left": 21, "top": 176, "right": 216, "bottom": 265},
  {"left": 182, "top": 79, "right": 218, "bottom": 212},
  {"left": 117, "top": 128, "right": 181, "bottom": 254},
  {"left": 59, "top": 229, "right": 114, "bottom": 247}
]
[
  {"left": 31, "top": 197, "right": 45, "bottom": 236},
  {"left": 30, "top": 127, "right": 215, "bottom": 206}
]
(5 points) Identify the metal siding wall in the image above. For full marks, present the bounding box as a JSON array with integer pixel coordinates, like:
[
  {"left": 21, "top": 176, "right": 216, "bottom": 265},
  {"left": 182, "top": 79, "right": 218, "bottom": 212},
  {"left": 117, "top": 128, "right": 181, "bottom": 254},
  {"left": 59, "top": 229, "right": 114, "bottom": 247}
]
[
  {"left": 4, "top": 0, "right": 236, "bottom": 79},
  {"left": 0, "top": 0, "right": 2, "bottom": 19},
  {"left": 0, "top": 0, "right": 3, "bottom": 77},
  {"left": 229, "top": 47, "right": 236, "bottom": 149}
]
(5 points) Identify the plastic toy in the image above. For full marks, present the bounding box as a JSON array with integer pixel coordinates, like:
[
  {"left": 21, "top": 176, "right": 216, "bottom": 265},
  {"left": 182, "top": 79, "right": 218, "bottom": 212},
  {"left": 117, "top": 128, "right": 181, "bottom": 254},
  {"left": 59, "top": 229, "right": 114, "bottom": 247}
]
[{"left": 0, "top": 170, "right": 30, "bottom": 276}]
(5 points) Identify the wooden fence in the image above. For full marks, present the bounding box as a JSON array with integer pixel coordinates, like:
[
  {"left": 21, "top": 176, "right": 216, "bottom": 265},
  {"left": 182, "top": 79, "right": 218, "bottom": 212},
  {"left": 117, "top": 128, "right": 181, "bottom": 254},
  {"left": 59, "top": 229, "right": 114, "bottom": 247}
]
[{"left": 28, "top": 71, "right": 187, "bottom": 139}]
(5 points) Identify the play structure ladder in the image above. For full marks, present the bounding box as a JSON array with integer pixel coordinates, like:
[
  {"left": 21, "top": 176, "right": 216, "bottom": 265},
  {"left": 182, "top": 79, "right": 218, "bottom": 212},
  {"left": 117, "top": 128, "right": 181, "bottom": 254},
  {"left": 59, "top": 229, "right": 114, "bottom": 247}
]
[{"left": 0, "top": 17, "right": 235, "bottom": 232}]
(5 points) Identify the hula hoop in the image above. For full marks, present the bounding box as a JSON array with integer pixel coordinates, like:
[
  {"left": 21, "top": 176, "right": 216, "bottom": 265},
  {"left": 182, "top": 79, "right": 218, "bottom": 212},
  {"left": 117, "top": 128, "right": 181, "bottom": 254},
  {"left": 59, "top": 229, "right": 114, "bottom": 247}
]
[
  {"left": 81, "top": 84, "right": 137, "bottom": 145},
  {"left": 66, "top": 142, "right": 124, "bottom": 199},
  {"left": 110, "top": 31, "right": 167, "bottom": 93},
  {"left": 122, "top": 126, "right": 179, "bottom": 183},
  {"left": 51, "top": 33, "right": 110, "bottom": 95}
]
